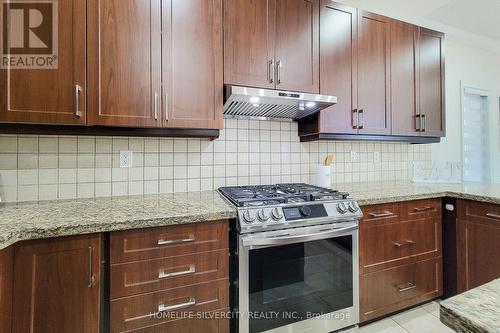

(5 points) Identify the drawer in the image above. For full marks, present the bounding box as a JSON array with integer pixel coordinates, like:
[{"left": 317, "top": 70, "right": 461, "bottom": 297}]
[
  {"left": 360, "top": 203, "right": 402, "bottom": 225},
  {"left": 403, "top": 199, "right": 441, "bottom": 220},
  {"left": 124, "top": 311, "right": 229, "bottom": 333},
  {"left": 458, "top": 200, "right": 500, "bottom": 223},
  {"left": 111, "top": 249, "right": 229, "bottom": 299},
  {"left": 360, "top": 257, "right": 442, "bottom": 322},
  {"left": 110, "top": 220, "right": 228, "bottom": 263},
  {"left": 110, "top": 279, "right": 229, "bottom": 332}
]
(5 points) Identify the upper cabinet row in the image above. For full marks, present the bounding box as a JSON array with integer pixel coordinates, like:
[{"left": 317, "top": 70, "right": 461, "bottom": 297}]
[{"left": 0, "top": 0, "right": 222, "bottom": 131}]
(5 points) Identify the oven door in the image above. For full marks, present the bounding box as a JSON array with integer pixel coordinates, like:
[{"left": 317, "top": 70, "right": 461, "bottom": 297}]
[{"left": 238, "top": 222, "right": 359, "bottom": 333}]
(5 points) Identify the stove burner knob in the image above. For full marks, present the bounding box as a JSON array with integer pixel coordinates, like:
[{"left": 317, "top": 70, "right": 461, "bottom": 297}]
[
  {"left": 242, "top": 210, "right": 256, "bottom": 223},
  {"left": 348, "top": 201, "right": 359, "bottom": 213},
  {"left": 300, "top": 206, "right": 312, "bottom": 217},
  {"left": 271, "top": 207, "right": 283, "bottom": 220},
  {"left": 258, "top": 209, "right": 270, "bottom": 222},
  {"left": 337, "top": 202, "right": 348, "bottom": 214}
]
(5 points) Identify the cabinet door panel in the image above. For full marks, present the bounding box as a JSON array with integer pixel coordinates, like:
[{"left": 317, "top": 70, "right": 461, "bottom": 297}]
[
  {"left": 419, "top": 28, "right": 445, "bottom": 137},
  {"left": 0, "top": 247, "right": 13, "bottom": 333},
  {"left": 88, "top": 0, "right": 161, "bottom": 127},
  {"left": 391, "top": 21, "right": 418, "bottom": 136},
  {"left": 163, "top": 0, "right": 223, "bottom": 129},
  {"left": 275, "top": 0, "right": 319, "bottom": 93},
  {"left": 223, "top": 0, "right": 275, "bottom": 89},
  {"left": 12, "top": 235, "right": 101, "bottom": 333},
  {"left": 357, "top": 11, "right": 391, "bottom": 135},
  {"left": 318, "top": 1, "right": 357, "bottom": 134},
  {"left": 0, "top": 0, "right": 86, "bottom": 125}
]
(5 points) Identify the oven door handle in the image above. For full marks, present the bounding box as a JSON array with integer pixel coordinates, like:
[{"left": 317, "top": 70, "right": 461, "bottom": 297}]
[{"left": 241, "top": 224, "right": 358, "bottom": 247}]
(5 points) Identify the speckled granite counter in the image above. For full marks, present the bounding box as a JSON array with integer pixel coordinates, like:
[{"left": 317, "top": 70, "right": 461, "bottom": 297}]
[
  {"left": 0, "top": 191, "right": 236, "bottom": 250},
  {"left": 336, "top": 182, "right": 500, "bottom": 206},
  {"left": 440, "top": 279, "right": 500, "bottom": 333}
]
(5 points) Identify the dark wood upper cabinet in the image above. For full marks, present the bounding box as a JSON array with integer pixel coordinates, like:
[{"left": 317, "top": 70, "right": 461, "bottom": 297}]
[
  {"left": 391, "top": 20, "right": 419, "bottom": 136},
  {"left": 0, "top": 247, "right": 13, "bottom": 333},
  {"left": 87, "top": 0, "right": 162, "bottom": 127},
  {"left": 12, "top": 235, "right": 101, "bottom": 333},
  {"left": 223, "top": 0, "right": 276, "bottom": 89},
  {"left": 163, "top": 0, "right": 223, "bottom": 129},
  {"left": 316, "top": 0, "right": 357, "bottom": 134},
  {"left": 274, "top": 0, "right": 319, "bottom": 93},
  {"left": 419, "top": 28, "right": 445, "bottom": 137},
  {"left": 0, "top": 0, "right": 86, "bottom": 125},
  {"left": 357, "top": 10, "right": 391, "bottom": 135},
  {"left": 223, "top": 0, "right": 319, "bottom": 93}
]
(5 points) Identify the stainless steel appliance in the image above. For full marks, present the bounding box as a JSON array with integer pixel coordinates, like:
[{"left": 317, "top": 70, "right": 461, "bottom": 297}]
[
  {"left": 223, "top": 86, "right": 337, "bottom": 120},
  {"left": 219, "top": 184, "right": 362, "bottom": 333}
]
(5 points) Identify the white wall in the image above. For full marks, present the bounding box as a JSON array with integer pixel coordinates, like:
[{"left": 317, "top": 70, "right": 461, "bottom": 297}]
[{"left": 336, "top": 0, "right": 500, "bottom": 183}]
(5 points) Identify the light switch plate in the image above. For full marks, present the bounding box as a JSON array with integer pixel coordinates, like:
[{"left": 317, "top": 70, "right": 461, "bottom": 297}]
[{"left": 119, "top": 151, "right": 133, "bottom": 168}]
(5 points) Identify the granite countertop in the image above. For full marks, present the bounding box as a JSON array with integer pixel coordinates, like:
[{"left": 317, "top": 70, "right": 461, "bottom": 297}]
[
  {"left": 440, "top": 279, "right": 500, "bottom": 333},
  {"left": 0, "top": 191, "right": 237, "bottom": 250},
  {"left": 1, "top": 181, "right": 500, "bottom": 250}
]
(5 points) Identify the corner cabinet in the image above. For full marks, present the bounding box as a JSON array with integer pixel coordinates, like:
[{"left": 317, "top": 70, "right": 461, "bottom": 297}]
[
  {"left": 0, "top": 0, "right": 87, "bottom": 125},
  {"left": 224, "top": 0, "right": 319, "bottom": 94},
  {"left": 12, "top": 235, "right": 101, "bottom": 333}
]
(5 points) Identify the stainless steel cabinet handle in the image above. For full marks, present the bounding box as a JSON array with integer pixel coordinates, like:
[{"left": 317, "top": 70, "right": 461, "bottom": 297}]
[
  {"left": 422, "top": 114, "right": 427, "bottom": 132},
  {"left": 159, "top": 265, "right": 195, "bottom": 279},
  {"left": 369, "top": 211, "right": 394, "bottom": 218},
  {"left": 486, "top": 213, "right": 500, "bottom": 220},
  {"left": 75, "top": 84, "right": 82, "bottom": 117},
  {"left": 163, "top": 89, "right": 168, "bottom": 121},
  {"left": 415, "top": 114, "right": 421, "bottom": 132},
  {"left": 358, "top": 109, "right": 364, "bottom": 129},
  {"left": 88, "top": 246, "right": 93, "bottom": 288},
  {"left": 393, "top": 240, "right": 415, "bottom": 247},
  {"left": 413, "top": 206, "right": 432, "bottom": 212},
  {"left": 352, "top": 109, "right": 358, "bottom": 129},
  {"left": 158, "top": 297, "right": 196, "bottom": 312},
  {"left": 268, "top": 59, "right": 275, "bottom": 84},
  {"left": 276, "top": 60, "right": 282, "bottom": 85},
  {"left": 154, "top": 93, "right": 158, "bottom": 120},
  {"left": 158, "top": 235, "right": 195, "bottom": 246},
  {"left": 396, "top": 282, "right": 417, "bottom": 292}
]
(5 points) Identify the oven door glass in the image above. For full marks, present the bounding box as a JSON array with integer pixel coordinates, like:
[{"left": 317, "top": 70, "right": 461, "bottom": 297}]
[{"left": 248, "top": 235, "right": 353, "bottom": 333}]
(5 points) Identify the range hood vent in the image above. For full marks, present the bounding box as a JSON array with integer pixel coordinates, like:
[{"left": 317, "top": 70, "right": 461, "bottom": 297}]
[{"left": 223, "top": 86, "right": 337, "bottom": 120}]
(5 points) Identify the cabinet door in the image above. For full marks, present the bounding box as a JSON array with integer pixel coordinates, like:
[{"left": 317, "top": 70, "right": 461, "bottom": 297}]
[
  {"left": 162, "top": 0, "right": 223, "bottom": 129},
  {"left": 0, "top": 247, "right": 13, "bottom": 333},
  {"left": 223, "top": 0, "right": 275, "bottom": 89},
  {"left": 357, "top": 11, "right": 391, "bottom": 135},
  {"left": 391, "top": 21, "right": 419, "bottom": 136},
  {"left": 419, "top": 28, "right": 445, "bottom": 137},
  {"left": 275, "top": 0, "right": 319, "bottom": 93},
  {"left": 0, "top": 0, "right": 86, "bottom": 125},
  {"left": 12, "top": 235, "right": 101, "bottom": 333},
  {"left": 318, "top": 1, "right": 357, "bottom": 134},
  {"left": 87, "top": 0, "right": 162, "bottom": 127}
]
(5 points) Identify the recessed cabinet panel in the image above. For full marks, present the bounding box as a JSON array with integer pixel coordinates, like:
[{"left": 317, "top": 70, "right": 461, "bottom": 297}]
[
  {"left": 88, "top": 0, "right": 162, "bottom": 127},
  {"left": 0, "top": 0, "right": 86, "bottom": 125}
]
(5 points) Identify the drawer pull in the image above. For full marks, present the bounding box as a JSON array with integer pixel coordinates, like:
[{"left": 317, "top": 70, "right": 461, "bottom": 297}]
[
  {"left": 486, "top": 213, "right": 500, "bottom": 220},
  {"left": 158, "top": 235, "right": 195, "bottom": 246},
  {"left": 396, "top": 282, "right": 417, "bottom": 292},
  {"left": 158, "top": 297, "right": 196, "bottom": 312},
  {"left": 413, "top": 206, "right": 432, "bottom": 212},
  {"left": 393, "top": 240, "right": 415, "bottom": 247},
  {"left": 369, "top": 211, "right": 394, "bottom": 218},
  {"left": 158, "top": 265, "right": 195, "bottom": 279}
]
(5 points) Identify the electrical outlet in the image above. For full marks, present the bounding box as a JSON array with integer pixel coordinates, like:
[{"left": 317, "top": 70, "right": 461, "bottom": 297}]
[
  {"left": 374, "top": 152, "right": 381, "bottom": 163},
  {"left": 350, "top": 151, "right": 358, "bottom": 162},
  {"left": 119, "top": 151, "right": 133, "bottom": 168}
]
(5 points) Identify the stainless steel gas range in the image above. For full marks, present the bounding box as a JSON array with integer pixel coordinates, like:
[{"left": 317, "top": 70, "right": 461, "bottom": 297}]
[{"left": 219, "top": 184, "right": 363, "bottom": 333}]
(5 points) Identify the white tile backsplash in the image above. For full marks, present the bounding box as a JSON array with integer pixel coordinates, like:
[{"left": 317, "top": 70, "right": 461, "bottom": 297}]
[{"left": 0, "top": 119, "right": 432, "bottom": 202}]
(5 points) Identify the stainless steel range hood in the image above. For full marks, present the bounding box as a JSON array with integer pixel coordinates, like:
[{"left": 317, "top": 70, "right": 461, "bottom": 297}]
[{"left": 223, "top": 85, "right": 337, "bottom": 120}]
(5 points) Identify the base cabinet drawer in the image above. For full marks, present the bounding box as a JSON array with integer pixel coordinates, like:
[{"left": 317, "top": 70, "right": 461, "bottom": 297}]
[
  {"left": 360, "top": 257, "right": 442, "bottom": 322},
  {"left": 110, "top": 279, "right": 229, "bottom": 332}
]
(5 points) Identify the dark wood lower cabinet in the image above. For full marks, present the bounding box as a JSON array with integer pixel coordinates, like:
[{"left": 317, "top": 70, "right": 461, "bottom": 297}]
[
  {"left": 457, "top": 200, "right": 500, "bottom": 293},
  {"left": 0, "top": 247, "right": 13, "bottom": 333},
  {"left": 12, "top": 235, "right": 101, "bottom": 333}
]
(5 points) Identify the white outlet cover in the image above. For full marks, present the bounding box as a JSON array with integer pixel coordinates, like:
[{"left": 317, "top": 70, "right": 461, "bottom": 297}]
[
  {"left": 120, "top": 151, "right": 133, "bottom": 168},
  {"left": 350, "top": 151, "right": 358, "bottom": 162},
  {"left": 374, "top": 152, "right": 381, "bottom": 163}
]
